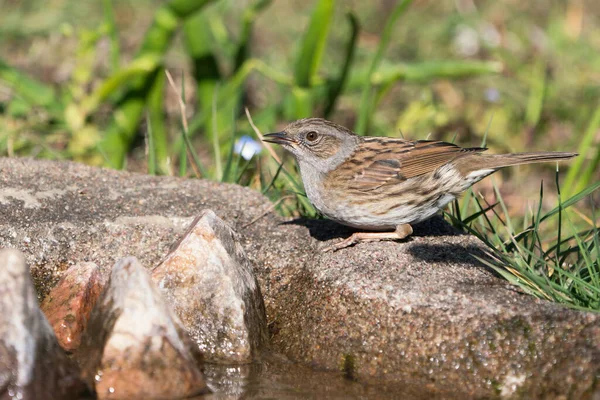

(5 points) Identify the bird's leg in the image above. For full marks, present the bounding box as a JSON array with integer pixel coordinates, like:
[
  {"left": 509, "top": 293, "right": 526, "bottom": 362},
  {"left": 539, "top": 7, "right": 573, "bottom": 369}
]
[{"left": 321, "top": 224, "right": 413, "bottom": 253}]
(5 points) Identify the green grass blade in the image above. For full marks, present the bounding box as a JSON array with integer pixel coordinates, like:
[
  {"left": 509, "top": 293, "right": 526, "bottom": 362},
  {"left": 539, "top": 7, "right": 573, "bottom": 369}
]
[
  {"left": 323, "top": 12, "right": 359, "bottom": 118},
  {"left": 98, "top": 94, "right": 148, "bottom": 169},
  {"left": 482, "top": 112, "right": 495, "bottom": 148},
  {"left": 293, "top": 0, "right": 335, "bottom": 87},
  {"left": 145, "top": 113, "right": 156, "bottom": 175},
  {"left": 372, "top": 60, "right": 503, "bottom": 86},
  {"left": 179, "top": 138, "right": 187, "bottom": 177},
  {"left": 458, "top": 189, "right": 473, "bottom": 222},
  {"left": 520, "top": 180, "right": 600, "bottom": 235},
  {"left": 563, "top": 105, "right": 600, "bottom": 196},
  {"left": 524, "top": 59, "right": 546, "bottom": 129},
  {"left": 554, "top": 165, "right": 563, "bottom": 266},
  {"left": 96, "top": 0, "right": 217, "bottom": 169},
  {"left": 462, "top": 201, "right": 499, "bottom": 225},
  {"left": 355, "top": 0, "right": 414, "bottom": 134},
  {"left": 234, "top": 0, "right": 273, "bottom": 72},
  {"left": 492, "top": 178, "right": 515, "bottom": 234},
  {"left": 222, "top": 120, "right": 238, "bottom": 183},
  {"left": 284, "top": 86, "right": 313, "bottom": 119},
  {"left": 146, "top": 69, "right": 169, "bottom": 174},
  {"left": 183, "top": 9, "right": 221, "bottom": 112},
  {"left": 235, "top": 155, "right": 255, "bottom": 184},
  {"left": 211, "top": 84, "right": 222, "bottom": 180},
  {"left": 180, "top": 123, "right": 206, "bottom": 178},
  {"left": 262, "top": 160, "right": 284, "bottom": 194},
  {"left": 83, "top": 54, "right": 162, "bottom": 114},
  {"left": 102, "top": 0, "right": 120, "bottom": 72},
  {"left": 0, "top": 59, "right": 63, "bottom": 117},
  {"left": 187, "top": 58, "right": 293, "bottom": 136},
  {"left": 579, "top": 144, "right": 600, "bottom": 193}
]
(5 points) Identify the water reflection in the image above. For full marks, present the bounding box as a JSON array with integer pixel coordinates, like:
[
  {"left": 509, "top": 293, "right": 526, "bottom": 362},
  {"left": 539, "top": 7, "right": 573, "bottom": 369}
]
[{"left": 197, "top": 352, "right": 415, "bottom": 399}]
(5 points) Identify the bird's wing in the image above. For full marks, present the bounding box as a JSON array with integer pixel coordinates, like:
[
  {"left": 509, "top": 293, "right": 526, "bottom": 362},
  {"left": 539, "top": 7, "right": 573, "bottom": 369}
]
[{"left": 343, "top": 138, "right": 486, "bottom": 192}]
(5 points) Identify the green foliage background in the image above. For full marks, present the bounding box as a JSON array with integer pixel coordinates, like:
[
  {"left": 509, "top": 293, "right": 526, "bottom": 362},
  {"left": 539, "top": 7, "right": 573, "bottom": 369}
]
[{"left": 0, "top": 0, "right": 598, "bottom": 310}]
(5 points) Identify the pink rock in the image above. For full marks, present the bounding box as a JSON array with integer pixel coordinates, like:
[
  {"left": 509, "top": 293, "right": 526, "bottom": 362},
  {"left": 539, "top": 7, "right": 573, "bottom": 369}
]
[
  {"left": 79, "top": 257, "right": 208, "bottom": 399},
  {"left": 41, "top": 262, "right": 106, "bottom": 352},
  {"left": 152, "top": 210, "right": 267, "bottom": 364}
]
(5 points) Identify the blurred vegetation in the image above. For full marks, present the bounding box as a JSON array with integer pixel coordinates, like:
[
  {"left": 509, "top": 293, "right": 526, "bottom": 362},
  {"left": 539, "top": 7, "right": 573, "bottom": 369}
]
[{"left": 0, "top": 0, "right": 598, "bottom": 310}]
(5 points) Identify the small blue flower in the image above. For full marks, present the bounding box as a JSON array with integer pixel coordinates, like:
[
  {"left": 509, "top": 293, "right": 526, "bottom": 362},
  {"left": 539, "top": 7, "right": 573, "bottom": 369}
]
[
  {"left": 234, "top": 135, "right": 262, "bottom": 160},
  {"left": 485, "top": 88, "right": 500, "bottom": 103}
]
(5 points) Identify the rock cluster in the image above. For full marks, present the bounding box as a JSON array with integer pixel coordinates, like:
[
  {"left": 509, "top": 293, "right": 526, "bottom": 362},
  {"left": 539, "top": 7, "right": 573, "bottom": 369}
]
[
  {"left": 1, "top": 201, "right": 266, "bottom": 398},
  {"left": 0, "top": 157, "right": 598, "bottom": 399}
]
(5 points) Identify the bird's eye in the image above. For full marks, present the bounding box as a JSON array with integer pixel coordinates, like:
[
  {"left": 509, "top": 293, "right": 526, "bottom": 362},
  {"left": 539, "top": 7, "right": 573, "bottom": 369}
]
[{"left": 305, "top": 131, "right": 318, "bottom": 142}]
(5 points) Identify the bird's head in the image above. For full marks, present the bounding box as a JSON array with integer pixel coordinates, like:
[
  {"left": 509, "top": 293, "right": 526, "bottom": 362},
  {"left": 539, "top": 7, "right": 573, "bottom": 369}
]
[{"left": 263, "top": 118, "right": 360, "bottom": 173}]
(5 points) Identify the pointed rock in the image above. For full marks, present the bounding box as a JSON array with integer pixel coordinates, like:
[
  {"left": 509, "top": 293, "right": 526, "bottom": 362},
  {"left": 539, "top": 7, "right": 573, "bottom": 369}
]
[
  {"left": 41, "top": 262, "right": 106, "bottom": 352},
  {"left": 152, "top": 210, "right": 268, "bottom": 363},
  {"left": 0, "top": 248, "right": 91, "bottom": 400},
  {"left": 79, "top": 257, "right": 208, "bottom": 399}
]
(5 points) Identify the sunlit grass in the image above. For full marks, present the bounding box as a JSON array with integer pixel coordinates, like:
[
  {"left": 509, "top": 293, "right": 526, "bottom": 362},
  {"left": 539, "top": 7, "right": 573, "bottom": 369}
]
[{"left": 446, "top": 174, "right": 599, "bottom": 311}]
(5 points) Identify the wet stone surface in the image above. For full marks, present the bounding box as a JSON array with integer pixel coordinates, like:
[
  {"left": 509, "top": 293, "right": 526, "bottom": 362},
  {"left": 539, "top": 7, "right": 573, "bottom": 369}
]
[
  {"left": 0, "top": 249, "right": 91, "bottom": 399},
  {"left": 245, "top": 216, "right": 600, "bottom": 398},
  {"left": 79, "top": 257, "right": 208, "bottom": 399},
  {"left": 1, "top": 157, "right": 599, "bottom": 399},
  {"left": 40, "top": 262, "right": 106, "bottom": 353},
  {"left": 152, "top": 210, "right": 268, "bottom": 364}
]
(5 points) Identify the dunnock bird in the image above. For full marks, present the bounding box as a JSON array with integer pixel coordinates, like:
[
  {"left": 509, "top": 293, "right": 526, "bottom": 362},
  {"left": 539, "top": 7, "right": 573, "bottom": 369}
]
[{"left": 263, "top": 118, "right": 576, "bottom": 251}]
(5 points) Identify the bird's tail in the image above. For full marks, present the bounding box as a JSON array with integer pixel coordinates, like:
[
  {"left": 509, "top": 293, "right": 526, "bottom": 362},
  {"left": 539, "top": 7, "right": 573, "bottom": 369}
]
[
  {"left": 480, "top": 152, "right": 578, "bottom": 169},
  {"left": 454, "top": 151, "right": 577, "bottom": 176}
]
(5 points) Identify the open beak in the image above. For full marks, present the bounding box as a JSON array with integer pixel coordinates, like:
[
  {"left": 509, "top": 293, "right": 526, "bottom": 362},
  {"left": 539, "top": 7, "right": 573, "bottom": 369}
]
[{"left": 262, "top": 132, "right": 295, "bottom": 145}]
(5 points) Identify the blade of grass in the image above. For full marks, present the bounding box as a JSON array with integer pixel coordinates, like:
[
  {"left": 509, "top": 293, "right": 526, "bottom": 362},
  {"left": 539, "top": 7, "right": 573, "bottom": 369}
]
[
  {"left": 179, "top": 139, "right": 187, "bottom": 177},
  {"left": 372, "top": 60, "right": 503, "bottom": 86},
  {"left": 554, "top": 164, "right": 563, "bottom": 267},
  {"left": 165, "top": 69, "right": 206, "bottom": 178},
  {"left": 462, "top": 201, "right": 499, "bottom": 225},
  {"left": 187, "top": 58, "right": 294, "bottom": 138},
  {"left": 236, "top": 154, "right": 255, "bottom": 184},
  {"left": 211, "top": 84, "right": 222, "bottom": 180},
  {"left": 524, "top": 59, "right": 546, "bottom": 129},
  {"left": 222, "top": 119, "right": 238, "bottom": 182},
  {"left": 262, "top": 160, "right": 285, "bottom": 194},
  {"left": 102, "top": 0, "right": 120, "bottom": 72},
  {"left": 234, "top": 0, "right": 273, "bottom": 72},
  {"left": 511, "top": 180, "right": 600, "bottom": 244},
  {"left": 145, "top": 113, "right": 156, "bottom": 175},
  {"left": 183, "top": 9, "right": 221, "bottom": 117},
  {"left": 294, "top": 0, "right": 335, "bottom": 87},
  {"left": 355, "top": 0, "right": 412, "bottom": 134},
  {"left": 563, "top": 105, "right": 600, "bottom": 196},
  {"left": 96, "top": 0, "right": 217, "bottom": 169},
  {"left": 146, "top": 69, "right": 169, "bottom": 174},
  {"left": 0, "top": 59, "right": 63, "bottom": 117},
  {"left": 323, "top": 12, "right": 359, "bottom": 118}
]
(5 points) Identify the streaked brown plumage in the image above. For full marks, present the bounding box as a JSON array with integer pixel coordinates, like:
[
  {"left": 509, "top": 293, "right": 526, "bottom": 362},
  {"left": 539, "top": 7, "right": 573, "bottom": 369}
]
[{"left": 263, "top": 118, "right": 577, "bottom": 251}]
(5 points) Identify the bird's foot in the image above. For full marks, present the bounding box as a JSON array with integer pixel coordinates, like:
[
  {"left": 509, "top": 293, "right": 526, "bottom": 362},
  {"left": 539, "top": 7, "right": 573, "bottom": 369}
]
[{"left": 321, "top": 224, "right": 413, "bottom": 253}]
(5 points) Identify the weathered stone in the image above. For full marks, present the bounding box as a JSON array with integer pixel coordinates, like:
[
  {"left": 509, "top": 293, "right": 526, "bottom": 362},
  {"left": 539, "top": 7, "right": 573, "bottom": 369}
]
[
  {"left": 0, "top": 157, "right": 267, "bottom": 300},
  {"left": 1, "top": 157, "right": 599, "bottom": 398},
  {"left": 152, "top": 210, "right": 267, "bottom": 363},
  {"left": 41, "top": 262, "right": 106, "bottom": 352},
  {"left": 244, "top": 217, "right": 600, "bottom": 398},
  {"left": 79, "top": 257, "right": 208, "bottom": 399},
  {"left": 0, "top": 248, "right": 91, "bottom": 399}
]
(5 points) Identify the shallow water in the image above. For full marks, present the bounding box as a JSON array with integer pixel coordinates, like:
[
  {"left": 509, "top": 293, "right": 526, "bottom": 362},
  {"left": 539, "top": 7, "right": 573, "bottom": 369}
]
[{"left": 198, "top": 353, "right": 420, "bottom": 400}]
